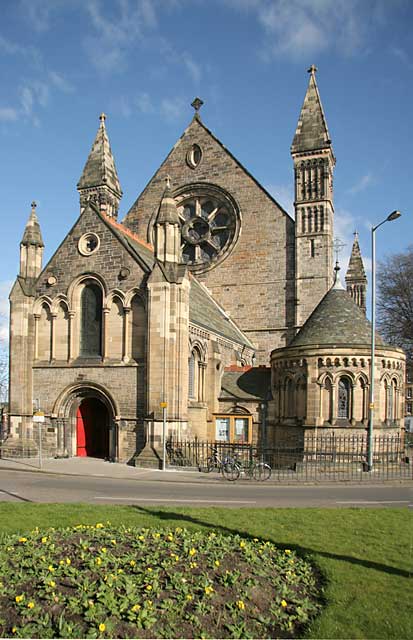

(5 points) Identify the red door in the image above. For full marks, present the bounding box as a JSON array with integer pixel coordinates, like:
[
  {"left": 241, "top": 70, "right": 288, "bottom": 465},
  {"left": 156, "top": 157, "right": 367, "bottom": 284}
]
[{"left": 76, "top": 406, "right": 87, "bottom": 456}]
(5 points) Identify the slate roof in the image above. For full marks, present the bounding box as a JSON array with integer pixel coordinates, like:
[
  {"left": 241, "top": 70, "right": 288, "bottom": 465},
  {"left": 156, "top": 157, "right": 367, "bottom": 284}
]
[
  {"left": 101, "top": 210, "right": 254, "bottom": 349},
  {"left": 290, "top": 285, "right": 385, "bottom": 348},
  {"left": 77, "top": 115, "right": 122, "bottom": 197},
  {"left": 291, "top": 69, "right": 332, "bottom": 154},
  {"left": 220, "top": 368, "right": 270, "bottom": 400}
]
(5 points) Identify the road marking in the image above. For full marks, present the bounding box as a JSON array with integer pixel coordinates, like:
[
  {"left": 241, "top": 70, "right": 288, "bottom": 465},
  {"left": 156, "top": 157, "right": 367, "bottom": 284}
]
[
  {"left": 95, "top": 497, "right": 257, "bottom": 504},
  {"left": 336, "top": 500, "right": 411, "bottom": 504}
]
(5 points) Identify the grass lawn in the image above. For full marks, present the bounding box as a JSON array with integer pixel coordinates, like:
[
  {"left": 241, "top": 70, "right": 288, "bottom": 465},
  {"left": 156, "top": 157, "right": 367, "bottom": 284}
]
[{"left": 0, "top": 505, "right": 411, "bottom": 639}]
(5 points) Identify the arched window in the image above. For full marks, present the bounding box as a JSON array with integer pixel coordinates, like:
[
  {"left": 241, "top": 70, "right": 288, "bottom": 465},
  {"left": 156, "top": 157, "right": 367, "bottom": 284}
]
[
  {"left": 37, "top": 303, "right": 52, "bottom": 361},
  {"left": 188, "top": 352, "right": 195, "bottom": 399},
  {"left": 80, "top": 284, "right": 102, "bottom": 357},
  {"left": 131, "top": 295, "right": 145, "bottom": 361},
  {"left": 338, "top": 377, "right": 351, "bottom": 419},
  {"left": 322, "top": 377, "right": 333, "bottom": 423}
]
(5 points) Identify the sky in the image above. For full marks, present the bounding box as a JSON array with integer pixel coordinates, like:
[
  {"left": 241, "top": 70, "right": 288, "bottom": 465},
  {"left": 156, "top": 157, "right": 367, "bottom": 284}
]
[{"left": 1, "top": 0, "right": 412, "bottom": 345}]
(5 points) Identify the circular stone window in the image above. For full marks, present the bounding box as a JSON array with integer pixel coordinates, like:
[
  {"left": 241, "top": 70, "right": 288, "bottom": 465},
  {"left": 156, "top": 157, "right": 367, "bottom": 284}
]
[
  {"left": 175, "top": 185, "right": 241, "bottom": 273},
  {"left": 186, "top": 143, "right": 203, "bottom": 169},
  {"left": 78, "top": 232, "right": 100, "bottom": 256}
]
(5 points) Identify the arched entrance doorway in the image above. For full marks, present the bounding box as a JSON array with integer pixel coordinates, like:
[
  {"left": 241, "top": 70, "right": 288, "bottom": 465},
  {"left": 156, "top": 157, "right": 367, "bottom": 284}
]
[{"left": 76, "top": 397, "right": 109, "bottom": 458}]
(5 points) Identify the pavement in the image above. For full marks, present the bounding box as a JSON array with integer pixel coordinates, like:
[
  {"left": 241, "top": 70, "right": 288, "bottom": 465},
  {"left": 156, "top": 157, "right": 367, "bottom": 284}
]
[
  {"left": 0, "top": 455, "right": 218, "bottom": 484},
  {"left": 0, "top": 454, "right": 411, "bottom": 486}
]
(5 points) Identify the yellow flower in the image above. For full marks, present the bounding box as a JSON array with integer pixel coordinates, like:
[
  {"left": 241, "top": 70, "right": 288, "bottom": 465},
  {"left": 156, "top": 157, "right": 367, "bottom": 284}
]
[
  {"left": 146, "top": 567, "right": 152, "bottom": 572},
  {"left": 253, "top": 538, "right": 259, "bottom": 542},
  {"left": 138, "top": 535, "right": 145, "bottom": 541},
  {"left": 66, "top": 558, "right": 71, "bottom": 565},
  {"left": 15, "top": 595, "right": 24, "bottom": 603},
  {"left": 27, "top": 602, "right": 35, "bottom": 609},
  {"left": 41, "top": 537, "right": 48, "bottom": 543},
  {"left": 284, "top": 549, "right": 291, "bottom": 555},
  {"left": 131, "top": 604, "right": 141, "bottom": 612},
  {"left": 111, "top": 539, "right": 117, "bottom": 545},
  {"left": 101, "top": 548, "right": 107, "bottom": 554},
  {"left": 48, "top": 565, "right": 55, "bottom": 572},
  {"left": 59, "top": 560, "right": 64, "bottom": 566},
  {"left": 190, "top": 561, "right": 197, "bottom": 569},
  {"left": 147, "top": 600, "right": 153, "bottom": 607},
  {"left": 19, "top": 537, "right": 27, "bottom": 543},
  {"left": 236, "top": 600, "right": 245, "bottom": 610},
  {"left": 239, "top": 541, "right": 246, "bottom": 548},
  {"left": 204, "top": 586, "right": 214, "bottom": 596},
  {"left": 117, "top": 569, "right": 123, "bottom": 574},
  {"left": 95, "top": 523, "right": 104, "bottom": 529},
  {"left": 12, "top": 627, "right": 17, "bottom": 634},
  {"left": 186, "top": 594, "right": 193, "bottom": 601},
  {"left": 189, "top": 548, "right": 196, "bottom": 556},
  {"left": 175, "top": 527, "right": 182, "bottom": 533},
  {"left": 145, "top": 585, "right": 152, "bottom": 591},
  {"left": 49, "top": 581, "right": 56, "bottom": 588},
  {"left": 96, "top": 557, "right": 102, "bottom": 565},
  {"left": 99, "top": 623, "right": 106, "bottom": 632},
  {"left": 153, "top": 532, "right": 160, "bottom": 539},
  {"left": 281, "top": 600, "right": 288, "bottom": 608},
  {"left": 130, "top": 560, "right": 136, "bottom": 567},
  {"left": 214, "top": 560, "right": 220, "bottom": 567}
]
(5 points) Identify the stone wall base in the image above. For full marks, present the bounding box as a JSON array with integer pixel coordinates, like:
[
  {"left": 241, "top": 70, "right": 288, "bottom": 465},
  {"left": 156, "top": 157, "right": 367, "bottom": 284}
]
[{"left": 0, "top": 438, "right": 38, "bottom": 458}]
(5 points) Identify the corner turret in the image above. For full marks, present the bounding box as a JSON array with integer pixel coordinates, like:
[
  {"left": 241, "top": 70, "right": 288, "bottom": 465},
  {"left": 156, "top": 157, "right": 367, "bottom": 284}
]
[
  {"left": 346, "top": 231, "right": 367, "bottom": 314},
  {"left": 77, "top": 113, "right": 122, "bottom": 219},
  {"left": 155, "top": 176, "right": 182, "bottom": 265},
  {"left": 20, "top": 201, "right": 44, "bottom": 279}
]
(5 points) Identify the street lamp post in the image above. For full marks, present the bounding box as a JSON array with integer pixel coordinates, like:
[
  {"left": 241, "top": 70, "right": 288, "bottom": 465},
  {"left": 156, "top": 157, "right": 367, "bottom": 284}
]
[{"left": 367, "top": 210, "right": 401, "bottom": 471}]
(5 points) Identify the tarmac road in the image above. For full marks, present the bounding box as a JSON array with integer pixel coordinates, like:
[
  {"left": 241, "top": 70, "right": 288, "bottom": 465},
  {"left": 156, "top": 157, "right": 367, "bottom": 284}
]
[{"left": 0, "top": 466, "right": 412, "bottom": 508}]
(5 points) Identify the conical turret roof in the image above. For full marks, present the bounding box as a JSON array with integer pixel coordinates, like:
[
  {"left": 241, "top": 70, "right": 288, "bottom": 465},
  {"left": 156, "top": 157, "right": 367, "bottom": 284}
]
[
  {"left": 291, "top": 270, "right": 383, "bottom": 348},
  {"left": 21, "top": 202, "right": 44, "bottom": 247},
  {"left": 291, "top": 66, "right": 332, "bottom": 154},
  {"left": 346, "top": 232, "right": 367, "bottom": 283},
  {"left": 156, "top": 177, "right": 180, "bottom": 225},
  {"left": 77, "top": 113, "right": 122, "bottom": 196}
]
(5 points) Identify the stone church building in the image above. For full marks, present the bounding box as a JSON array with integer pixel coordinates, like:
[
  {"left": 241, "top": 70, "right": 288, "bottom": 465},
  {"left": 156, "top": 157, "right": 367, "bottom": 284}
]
[{"left": 4, "top": 68, "right": 405, "bottom": 465}]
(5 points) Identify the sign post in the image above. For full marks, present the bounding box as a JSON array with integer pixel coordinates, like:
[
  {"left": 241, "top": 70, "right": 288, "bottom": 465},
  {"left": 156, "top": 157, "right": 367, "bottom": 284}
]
[
  {"left": 160, "top": 402, "right": 167, "bottom": 471},
  {"left": 33, "top": 411, "right": 45, "bottom": 469}
]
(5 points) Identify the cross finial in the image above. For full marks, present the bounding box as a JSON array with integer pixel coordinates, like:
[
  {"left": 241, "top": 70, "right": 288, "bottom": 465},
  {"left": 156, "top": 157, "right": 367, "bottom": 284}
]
[
  {"left": 353, "top": 230, "right": 359, "bottom": 239},
  {"left": 99, "top": 112, "right": 106, "bottom": 125},
  {"left": 333, "top": 237, "right": 346, "bottom": 263},
  {"left": 191, "top": 97, "right": 204, "bottom": 113},
  {"left": 31, "top": 201, "right": 37, "bottom": 211},
  {"left": 307, "top": 64, "right": 318, "bottom": 76}
]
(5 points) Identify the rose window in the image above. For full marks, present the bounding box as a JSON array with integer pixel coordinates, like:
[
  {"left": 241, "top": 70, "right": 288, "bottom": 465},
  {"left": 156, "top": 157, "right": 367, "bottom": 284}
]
[{"left": 176, "top": 193, "right": 239, "bottom": 272}]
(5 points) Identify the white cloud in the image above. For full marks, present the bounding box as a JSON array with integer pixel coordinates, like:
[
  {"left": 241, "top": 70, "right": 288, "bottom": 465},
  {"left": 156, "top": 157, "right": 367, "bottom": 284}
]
[
  {"left": 136, "top": 92, "right": 154, "bottom": 114},
  {"left": 182, "top": 53, "right": 202, "bottom": 84},
  {"left": 347, "top": 172, "right": 374, "bottom": 195},
  {"left": 225, "top": 0, "right": 377, "bottom": 60},
  {"left": 0, "top": 108, "right": 19, "bottom": 122},
  {"left": 49, "top": 71, "right": 74, "bottom": 93},
  {"left": 160, "top": 97, "right": 186, "bottom": 122},
  {"left": 19, "top": 0, "right": 59, "bottom": 32}
]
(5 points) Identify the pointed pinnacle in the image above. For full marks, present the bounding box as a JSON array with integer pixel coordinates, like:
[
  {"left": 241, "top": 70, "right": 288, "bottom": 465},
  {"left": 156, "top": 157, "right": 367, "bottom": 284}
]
[{"left": 307, "top": 64, "right": 318, "bottom": 75}]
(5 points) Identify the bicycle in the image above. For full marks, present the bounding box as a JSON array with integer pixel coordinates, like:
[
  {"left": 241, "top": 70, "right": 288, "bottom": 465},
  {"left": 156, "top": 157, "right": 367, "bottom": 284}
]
[
  {"left": 232, "top": 453, "right": 272, "bottom": 481},
  {"left": 199, "top": 446, "right": 240, "bottom": 481}
]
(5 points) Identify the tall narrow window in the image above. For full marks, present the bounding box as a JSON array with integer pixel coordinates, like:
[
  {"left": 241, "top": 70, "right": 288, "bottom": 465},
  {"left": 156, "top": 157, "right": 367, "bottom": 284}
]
[
  {"left": 310, "top": 239, "right": 315, "bottom": 258},
  {"left": 188, "top": 353, "right": 195, "bottom": 398},
  {"left": 338, "top": 377, "right": 351, "bottom": 419},
  {"left": 80, "top": 284, "right": 102, "bottom": 357}
]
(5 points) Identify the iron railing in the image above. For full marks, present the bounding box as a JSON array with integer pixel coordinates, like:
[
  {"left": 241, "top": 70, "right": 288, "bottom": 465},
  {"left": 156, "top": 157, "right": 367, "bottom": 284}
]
[{"left": 166, "top": 434, "right": 413, "bottom": 481}]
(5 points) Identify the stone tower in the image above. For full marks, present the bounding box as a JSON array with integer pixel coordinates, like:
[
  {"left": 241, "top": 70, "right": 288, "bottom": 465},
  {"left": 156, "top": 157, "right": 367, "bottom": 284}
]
[
  {"left": 291, "top": 65, "right": 335, "bottom": 329},
  {"left": 345, "top": 231, "right": 367, "bottom": 314},
  {"left": 77, "top": 113, "right": 123, "bottom": 219}
]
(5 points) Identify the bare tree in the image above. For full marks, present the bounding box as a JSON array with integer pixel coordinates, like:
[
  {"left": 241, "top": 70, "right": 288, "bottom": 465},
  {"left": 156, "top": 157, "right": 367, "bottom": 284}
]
[{"left": 377, "top": 246, "right": 413, "bottom": 361}]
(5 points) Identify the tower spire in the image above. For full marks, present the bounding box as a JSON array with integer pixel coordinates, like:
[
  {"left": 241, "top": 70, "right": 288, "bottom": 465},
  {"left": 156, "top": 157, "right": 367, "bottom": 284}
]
[
  {"left": 291, "top": 66, "right": 336, "bottom": 329},
  {"left": 346, "top": 231, "right": 367, "bottom": 314},
  {"left": 77, "top": 113, "right": 122, "bottom": 219},
  {"left": 155, "top": 177, "right": 182, "bottom": 264}
]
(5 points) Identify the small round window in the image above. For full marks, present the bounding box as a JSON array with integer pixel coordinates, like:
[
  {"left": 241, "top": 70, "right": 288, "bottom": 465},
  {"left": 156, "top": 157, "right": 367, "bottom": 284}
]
[
  {"left": 186, "top": 144, "right": 202, "bottom": 169},
  {"left": 78, "top": 232, "right": 100, "bottom": 256}
]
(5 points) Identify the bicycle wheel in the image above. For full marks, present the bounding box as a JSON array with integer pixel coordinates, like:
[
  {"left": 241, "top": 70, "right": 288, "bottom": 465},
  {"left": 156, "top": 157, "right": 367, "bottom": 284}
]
[
  {"left": 222, "top": 461, "right": 240, "bottom": 481},
  {"left": 199, "top": 457, "right": 214, "bottom": 473},
  {"left": 253, "top": 462, "right": 271, "bottom": 481}
]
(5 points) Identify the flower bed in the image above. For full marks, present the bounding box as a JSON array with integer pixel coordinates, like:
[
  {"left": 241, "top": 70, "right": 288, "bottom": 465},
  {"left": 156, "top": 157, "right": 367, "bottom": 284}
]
[{"left": 0, "top": 524, "right": 323, "bottom": 638}]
